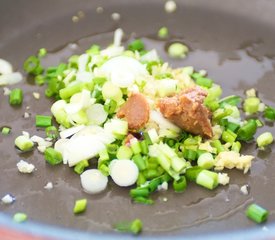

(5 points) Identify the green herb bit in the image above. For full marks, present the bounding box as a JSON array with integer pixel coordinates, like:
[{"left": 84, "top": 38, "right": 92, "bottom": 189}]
[
  {"left": 128, "top": 39, "right": 145, "bottom": 52},
  {"left": 173, "top": 176, "right": 187, "bottom": 192},
  {"left": 246, "top": 203, "right": 268, "bottom": 224},
  {"left": 44, "top": 147, "right": 63, "bottom": 165},
  {"left": 45, "top": 126, "right": 58, "bottom": 139},
  {"left": 9, "top": 88, "right": 23, "bottom": 106},
  {"left": 256, "top": 132, "right": 273, "bottom": 148},
  {"left": 195, "top": 77, "right": 213, "bottom": 88},
  {"left": 264, "top": 106, "right": 275, "bottom": 121},
  {"left": 197, "top": 152, "right": 215, "bottom": 170},
  {"left": 219, "top": 95, "right": 242, "bottom": 107},
  {"left": 74, "top": 160, "right": 89, "bottom": 174},
  {"left": 237, "top": 119, "right": 257, "bottom": 142},
  {"left": 243, "top": 97, "right": 260, "bottom": 114},
  {"left": 1, "top": 127, "right": 11, "bottom": 135},
  {"left": 73, "top": 199, "right": 87, "bottom": 214},
  {"left": 24, "top": 56, "right": 43, "bottom": 75},
  {"left": 115, "top": 219, "right": 143, "bottom": 235},
  {"left": 38, "top": 48, "right": 47, "bottom": 58},
  {"left": 196, "top": 170, "right": 219, "bottom": 190},
  {"left": 13, "top": 212, "right": 28, "bottom": 223},
  {"left": 168, "top": 42, "right": 188, "bottom": 58},
  {"left": 35, "top": 115, "right": 52, "bottom": 128},
  {"left": 158, "top": 27, "right": 169, "bottom": 38}
]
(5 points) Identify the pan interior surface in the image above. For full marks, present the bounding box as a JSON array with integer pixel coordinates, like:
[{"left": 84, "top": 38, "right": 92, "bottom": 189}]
[{"left": 0, "top": 0, "right": 275, "bottom": 237}]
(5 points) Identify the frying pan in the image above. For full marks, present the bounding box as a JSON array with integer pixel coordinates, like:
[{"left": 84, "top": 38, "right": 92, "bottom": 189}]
[{"left": 0, "top": 0, "right": 275, "bottom": 239}]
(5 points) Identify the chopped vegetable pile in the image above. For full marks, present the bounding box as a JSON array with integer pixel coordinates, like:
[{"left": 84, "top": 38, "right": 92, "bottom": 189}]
[{"left": 2, "top": 28, "right": 274, "bottom": 233}]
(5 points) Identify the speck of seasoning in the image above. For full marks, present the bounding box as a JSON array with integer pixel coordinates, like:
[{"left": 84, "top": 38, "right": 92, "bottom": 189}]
[
  {"left": 26, "top": 106, "right": 30, "bottom": 110},
  {"left": 23, "top": 112, "right": 30, "bottom": 119},
  {"left": 96, "top": 6, "right": 104, "bottom": 14},
  {"left": 33, "top": 92, "right": 40, "bottom": 100},
  {"left": 111, "top": 12, "right": 121, "bottom": 21},
  {"left": 72, "top": 16, "right": 79, "bottom": 23},
  {"left": 77, "top": 11, "right": 85, "bottom": 18},
  {"left": 165, "top": 0, "right": 177, "bottom": 13},
  {"left": 3, "top": 87, "right": 11, "bottom": 96},
  {"left": 69, "top": 43, "right": 78, "bottom": 50},
  {"left": 163, "top": 197, "right": 168, "bottom": 202}
]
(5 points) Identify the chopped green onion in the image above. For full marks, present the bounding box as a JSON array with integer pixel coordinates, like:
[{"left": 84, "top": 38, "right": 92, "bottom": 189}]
[
  {"left": 222, "top": 129, "right": 237, "bottom": 143},
  {"left": 35, "top": 75, "right": 46, "bottom": 85},
  {"left": 99, "top": 164, "right": 109, "bottom": 176},
  {"left": 86, "top": 44, "right": 100, "bottom": 55},
  {"left": 74, "top": 160, "right": 89, "bottom": 174},
  {"left": 15, "top": 135, "right": 34, "bottom": 151},
  {"left": 1, "top": 127, "right": 11, "bottom": 135},
  {"left": 256, "top": 132, "right": 273, "bottom": 148},
  {"left": 183, "top": 148, "right": 197, "bottom": 161},
  {"left": 132, "top": 154, "right": 147, "bottom": 171},
  {"left": 196, "top": 170, "right": 219, "bottom": 190},
  {"left": 231, "top": 141, "right": 241, "bottom": 153},
  {"left": 243, "top": 97, "right": 260, "bottom": 114},
  {"left": 38, "top": 48, "right": 47, "bottom": 58},
  {"left": 130, "top": 139, "right": 142, "bottom": 154},
  {"left": 195, "top": 77, "right": 213, "bottom": 88},
  {"left": 255, "top": 119, "right": 263, "bottom": 127},
  {"left": 197, "top": 153, "right": 215, "bottom": 169},
  {"left": 116, "top": 145, "right": 133, "bottom": 160},
  {"left": 59, "top": 82, "right": 83, "bottom": 100},
  {"left": 246, "top": 203, "right": 268, "bottom": 224},
  {"left": 36, "top": 115, "right": 52, "bottom": 128},
  {"left": 128, "top": 39, "right": 145, "bottom": 52},
  {"left": 137, "top": 173, "right": 146, "bottom": 186},
  {"left": 185, "top": 166, "right": 203, "bottom": 182},
  {"left": 143, "top": 169, "right": 159, "bottom": 179},
  {"left": 115, "top": 219, "right": 143, "bottom": 235},
  {"left": 9, "top": 88, "right": 23, "bottom": 106},
  {"left": 130, "top": 188, "right": 149, "bottom": 198},
  {"left": 158, "top": 27, "right": 169, "bottom": 38},
  {"left": 24, "top": 56, "right": 43, "bottom": 75},
  {"left": 264, "top": 106, "right": 275, "bottom": 121},
  {"left": 99, "top": 148, "right": 109, "bottom": 161},
  {"left": 211, "top": 140, "right": 224, "bottom": 153},
  {"left": 219, "top": 95, "right": 242, "bottom": 107},
  {"left": 226, "top": 122, "right": 240, "bottom": 133},
  {"left": 13, "top": 212, "right": 28, "bottom": 223},
  {"left": 168, "top": 42, "right": 188, "bottom": 58},
  {"left": 147, "top": 177, "right": 162, "bottom": 192},
  {"left": 44, "top": 147, "right": 63, "bottom": 165},
  {"left": 140, "top": 140, "right": 149, "bottom": 154},
  {"left": 133, "top": 196, "right": 154, "bottom": 205},
  {"left": 45, "top": 126, "right": 58, "bottom": 139},
  {"left": 237, "top": 119, "right": 257, "bottom": 141},
  {"left": 73, "top": 199, "right": 87, "bottom": 214},
  {"left": 173, "top": 176, "right": 187, "bottom": 192}
]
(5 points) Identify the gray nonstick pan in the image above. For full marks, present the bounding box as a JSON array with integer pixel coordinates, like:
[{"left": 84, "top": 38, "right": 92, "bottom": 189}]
[{"left": 0, "top": 0, "right": 275, "bottom": 239}]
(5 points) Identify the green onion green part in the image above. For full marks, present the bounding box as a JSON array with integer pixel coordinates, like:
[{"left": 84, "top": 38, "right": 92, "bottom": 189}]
[
  {"left": 44, "top": 147, "right": 63, "bottom": 165},
  {"left": 74, "top": 160, "right": 89, "bottom": 174},
  {"left": 45, "top": 126, "right": 59, "bottom": 139},
  {"left": 246, "top": 203, "right": 268, "bottom": 224},
  {"left": 13, "top": 212, "right": 28, "bottom": 223},
  {"left": 158, "top": 27, "right": 169, "bottom": 38},
  {"left": 73, "top": 199, "right": 87, "bottom": 214},
  {"left": 173, "top": 176, "right": 187, "bottom": 192},
  {"left": 1, "top": 127, "right": 11, "bottom": 135},
  {"left": 128, "top": 39, "right": 145, "bottom": 52},
  {"left": 9, "top": 88, "right": 23, "bottom": 106},
  {"left": 115, "top": 219, "right": 143, "bottom": 235},
  {"left": 237, "top": 119, "right": 257, "bottom": 141},
  {"left": 264, "top": 106, "right": 275, "bottom": 121},
  {"left": 35, "top": 115, "right": 52, "bottom": 128},
  {"left": 168, "top": 42, "right": 188, "bottom": 58}
]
